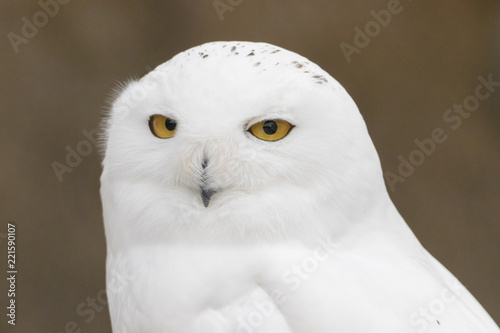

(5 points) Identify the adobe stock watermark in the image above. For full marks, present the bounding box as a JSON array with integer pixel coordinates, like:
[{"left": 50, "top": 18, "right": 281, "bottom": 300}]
[
  {"left": 51, "top": 128, "right": 99, "bottom": 183},
  {"left": 212, "top": 0, "right": 244, "bottom": 21},
  {"left": 48, "top": 269, "right": 134, "bottom": 333},
  {"left": 52, "top": 65, "right": 167, "bottom": 183},
  {"left": 112, "top": 64, "right": 172, "bottom": 121},
  {"left": 399, "top": 279, "right": 465, "bottom": 333},
  {"left": 384, "top": 74, "right": 500, "bottom": 192},
  {"left": 7, "top": 0, "right": 72, "bottom": 54},
  {"left": 340, "top": 0, "right": 413, "bottom": 64},
  {"left": 236, "top": 236, "right": 338, "bottom": 332},
  {"left": 6, "top": 223, "right": 17, "bottom": 326}
]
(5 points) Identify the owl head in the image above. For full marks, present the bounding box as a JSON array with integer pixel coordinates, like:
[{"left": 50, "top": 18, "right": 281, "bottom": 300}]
[{"left": 100, "top": 41, "right": 387, "bottom": 249}]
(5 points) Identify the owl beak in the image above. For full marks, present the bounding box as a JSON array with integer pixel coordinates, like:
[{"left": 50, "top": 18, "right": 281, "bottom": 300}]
[
  {"left": 200, "top": 157, "right": 214, "bottom": 207},
  {"left": 201, "top": 187, "right": 215, "bottom": 208}
]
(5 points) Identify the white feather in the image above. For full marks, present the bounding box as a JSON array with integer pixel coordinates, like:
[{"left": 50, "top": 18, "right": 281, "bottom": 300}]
[{"left": 100, "top": 41, "right": 499, "bottom": 332}]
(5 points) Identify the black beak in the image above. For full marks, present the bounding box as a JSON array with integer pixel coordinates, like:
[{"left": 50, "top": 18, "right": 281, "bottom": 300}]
[
  {"left": 201, "top": 188, "right": 215, "bottom": 208},
  {"left": 201, "top": 157, "right": 214, "bottom": 207}
]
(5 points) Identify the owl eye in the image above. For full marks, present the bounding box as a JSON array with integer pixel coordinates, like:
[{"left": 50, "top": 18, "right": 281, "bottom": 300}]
[
  {"left": 249, "top": 119, "right": 293, "bottom": 141},
  {"left": 149, "top": 115, "right": 177, "bottom": 139}
]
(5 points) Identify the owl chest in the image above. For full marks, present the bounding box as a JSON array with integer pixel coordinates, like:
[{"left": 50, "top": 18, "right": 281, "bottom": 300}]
[
  {"left": 106, "top": 245, "right": 297, "bottom": 330},
  {"left": 106, "top": 243, "right": 436, "bottom": 332}
]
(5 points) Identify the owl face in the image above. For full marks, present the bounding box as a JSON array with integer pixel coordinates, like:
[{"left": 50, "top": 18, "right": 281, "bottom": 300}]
[{"left": 101, "top": 42, "right": 383, "bottom": 245}]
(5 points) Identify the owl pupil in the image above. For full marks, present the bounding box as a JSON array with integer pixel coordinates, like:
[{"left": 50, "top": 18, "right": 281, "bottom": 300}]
[
  {"left": 263, "top": 121, "right": 278, "bottom": 135},
  {"left": 165, "top": 118, "right": 177, "bottom": 131}
]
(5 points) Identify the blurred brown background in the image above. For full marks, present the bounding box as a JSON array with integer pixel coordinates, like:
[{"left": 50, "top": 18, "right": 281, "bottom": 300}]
[{"left": 1, "top": 0, "right": 499, "bottom": 332}]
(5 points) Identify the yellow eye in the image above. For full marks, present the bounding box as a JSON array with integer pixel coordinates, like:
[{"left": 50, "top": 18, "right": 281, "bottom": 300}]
[
  {"left": 249, "top": 119, "right": 293, "bottom": 141},
  {"left": 149, "top": 115, "right": 177, "bottom": 139}
]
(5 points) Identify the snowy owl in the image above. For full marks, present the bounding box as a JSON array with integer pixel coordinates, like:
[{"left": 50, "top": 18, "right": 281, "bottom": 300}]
[{"left": 100, "top": 41, "right": 499, "bottom": 333}]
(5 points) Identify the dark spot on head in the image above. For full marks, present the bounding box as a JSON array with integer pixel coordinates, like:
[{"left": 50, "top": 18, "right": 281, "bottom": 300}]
[
  {"left": 271, "top": 50, "right": 280, "bottom": 54},
  {"left": 292, "top": 61, "right": 303, "bottom": 68},
  {"left": 275, "top": 62, "right": 280, "bottom": 65},
  {"left": 222, "top": 44, "right": 227, "bottom": 48},
  {"left": 437, "top": 320, "right": 440, "bottom": 325},
  {"left": 235, "top": 52, "right": 239, "bottom": 55},
  {"left": 231, "top": 46, "right": 236, "bottom": 52},
  {"left": 254, "top": 62, "right": 261, "bottom": 67},
  {"left": 313, "top": 75, "right": 328, "bottom": 83},
  {"left": 203, "top": 54, "right": 209, "bottom": 59},
  {"left": 247, "top": 52, "right": 255, "bottom": 56}
]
